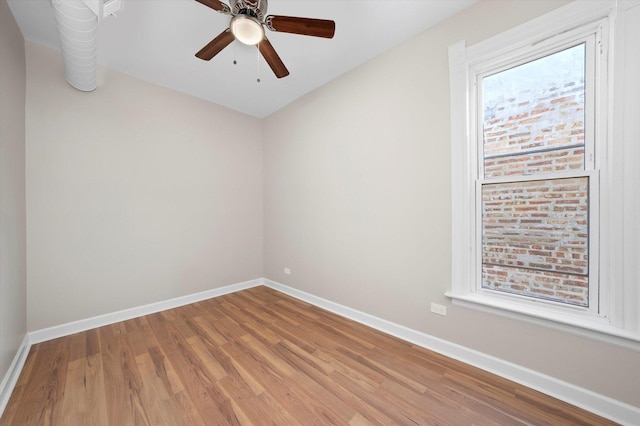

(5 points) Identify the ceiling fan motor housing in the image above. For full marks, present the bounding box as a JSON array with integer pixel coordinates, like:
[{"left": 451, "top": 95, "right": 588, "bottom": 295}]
[{"left": 230, "top": 0, "right": 268, "bottom": 20}]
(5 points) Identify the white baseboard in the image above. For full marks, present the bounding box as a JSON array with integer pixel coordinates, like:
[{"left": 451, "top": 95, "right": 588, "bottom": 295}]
[
  {"left": 0, "top": 334, "right": 30, "bottom": 417},
  {"left": 1, "top": 278, "right": 262, "bottom": 418},
  {"left": 4, "top": 278, "right": 637, "bottom": 424},
  {"left": 29, "top": 278, "right": 262, "bottom": 344},
  {"left": 263, "top": 279, "right": 640, "bottom": 426}
]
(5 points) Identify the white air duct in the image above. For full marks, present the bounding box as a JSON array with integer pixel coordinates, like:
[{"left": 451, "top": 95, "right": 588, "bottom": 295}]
[
  {"left": 51, "top": 0, "right": 98, "bottom": 91},
  {"left": 50, "top": 0, "right": 123, "bottom": 92}
]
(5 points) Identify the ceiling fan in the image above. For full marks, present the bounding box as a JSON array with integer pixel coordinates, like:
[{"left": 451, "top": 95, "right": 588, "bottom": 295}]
[{"left": 194, "top": 0, "right": 335, "bottom": 78}]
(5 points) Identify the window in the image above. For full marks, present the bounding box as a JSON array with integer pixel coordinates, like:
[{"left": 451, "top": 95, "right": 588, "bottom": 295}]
[
  {"left": 447, "top": 0, "right": 640, "bottom": 348},
  {"left": 479, "top": 42, "right": 596, "bottom": 310}
]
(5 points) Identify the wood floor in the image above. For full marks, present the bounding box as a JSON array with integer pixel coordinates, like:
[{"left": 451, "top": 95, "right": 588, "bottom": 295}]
[{"left": 1, "top": 286, "right": 615, "bottom": 425}]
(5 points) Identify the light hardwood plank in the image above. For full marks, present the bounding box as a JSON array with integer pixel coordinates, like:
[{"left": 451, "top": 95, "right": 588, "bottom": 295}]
[{"left": 1, "top": 286, "right": 617, "bottom": 425}]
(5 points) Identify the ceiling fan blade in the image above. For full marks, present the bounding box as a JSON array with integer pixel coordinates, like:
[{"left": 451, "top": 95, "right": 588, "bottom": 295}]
[
  {"left": 195, "top": 29, "right": 235, "bottom": 60},
  {"left": 194, "top": 0, "right": 230, "bottom": 14},
  {"left": 258, "top": 38, "right": 289, "bottom": 79},
  {"left": 265, "top": 15, "right": 335, "bottom": 39}
]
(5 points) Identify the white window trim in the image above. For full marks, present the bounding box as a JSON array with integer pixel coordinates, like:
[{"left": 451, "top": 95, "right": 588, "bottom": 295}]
[
  {"left": 447, "top": 0, "right": 640, "bottom": 351},
  {"left": 475, "top": 27, "right": 603, "bottom": 317}
]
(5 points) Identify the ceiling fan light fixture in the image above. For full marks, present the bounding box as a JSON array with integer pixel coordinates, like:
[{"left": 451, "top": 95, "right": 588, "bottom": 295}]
[{"left": 230, "top": 15, "right": 264, "bottom": 45}]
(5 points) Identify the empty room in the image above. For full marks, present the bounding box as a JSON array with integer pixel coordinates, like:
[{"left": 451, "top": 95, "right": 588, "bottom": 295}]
[{"left": 1, "top": 0, "right": 639, "bottom": 424}]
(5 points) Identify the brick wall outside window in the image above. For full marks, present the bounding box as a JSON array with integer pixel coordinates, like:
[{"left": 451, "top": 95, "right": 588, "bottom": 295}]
[
  {"left": 480, "top": 44, "right": 589, "bottom": 306},
  {"left": 483, "top": 66, "right": 585, "bottom": 177},
  {"left": 482, "top": 178, "right": 589, "bottom": 306}
]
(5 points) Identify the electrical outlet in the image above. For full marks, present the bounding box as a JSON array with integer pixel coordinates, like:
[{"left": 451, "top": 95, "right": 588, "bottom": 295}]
[
  {"left": 284, "top": 267, "right": 291, "bottom": 275},
  {"left": 430, "top": 302, "right": 447, "bottom": 316}
]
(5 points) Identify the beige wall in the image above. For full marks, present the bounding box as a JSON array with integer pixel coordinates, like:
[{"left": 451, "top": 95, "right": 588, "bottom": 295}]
[
  {"left": 0, "top": 0, "right": 27, "bottom": 380},
  {"left": 12, "top": 0, "right": 639, "bottom": 412},
  {"left": 263, "top": 0, "right": 640, "bottom": 408},
  {"left": 25, "top": 42, "right": 263, "bottom": 331}
]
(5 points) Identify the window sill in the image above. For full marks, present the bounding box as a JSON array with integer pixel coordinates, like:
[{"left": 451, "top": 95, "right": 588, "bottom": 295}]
[{"left": 445, "top": 291, "right": 640, "bottom": 351}]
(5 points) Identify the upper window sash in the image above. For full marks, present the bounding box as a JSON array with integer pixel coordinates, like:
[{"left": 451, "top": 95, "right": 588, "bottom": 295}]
[
  {"left": 473, "top": 25, "right": 605, "bottom": 170},
  {"left": 475, "top": 34, "right": 598, "bottom": 182}
]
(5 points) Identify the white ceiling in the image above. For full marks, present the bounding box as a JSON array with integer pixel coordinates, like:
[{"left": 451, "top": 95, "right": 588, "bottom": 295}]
[{"left": 8, "top": 0, "right": 477, "bottom": 118}]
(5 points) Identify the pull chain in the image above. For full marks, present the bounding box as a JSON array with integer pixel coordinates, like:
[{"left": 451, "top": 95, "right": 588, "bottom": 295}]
[
  {"left": 256, "top": 48, "right": 261, "bottom": 83},
  {"left": 233, "top": 41, "right": 237, "bottom": 65}
]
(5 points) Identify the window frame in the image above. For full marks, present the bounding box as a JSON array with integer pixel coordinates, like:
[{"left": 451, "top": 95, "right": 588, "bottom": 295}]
[
  {"left": 475, "top": 33, "right": 600, "bottom": 316},
  {"left": 446, "top": 0, "right": 640, "bottom": 350}
]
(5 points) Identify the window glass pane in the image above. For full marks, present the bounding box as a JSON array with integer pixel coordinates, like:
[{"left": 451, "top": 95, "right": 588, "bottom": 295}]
[
  {"left": 483, "top": 44, "right": 586, "bottom": 179},
  {"left": 482, "top": 177, "right": 589, "bottom": 306}
]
